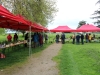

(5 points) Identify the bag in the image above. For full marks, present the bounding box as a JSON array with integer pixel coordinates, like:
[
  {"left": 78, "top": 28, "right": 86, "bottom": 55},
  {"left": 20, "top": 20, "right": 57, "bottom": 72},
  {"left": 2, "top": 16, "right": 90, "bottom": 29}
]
[{"left": 0, "top": 53, "right": 5, "bottom": 58}]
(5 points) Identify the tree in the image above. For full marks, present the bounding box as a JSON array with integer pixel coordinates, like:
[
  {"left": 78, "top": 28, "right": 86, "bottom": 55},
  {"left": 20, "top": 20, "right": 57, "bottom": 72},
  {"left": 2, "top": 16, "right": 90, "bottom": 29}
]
[
  {"left": 93, "top": 19, "right": 100, "bottom": 25},
  {"left": 77, "top": 20, "right": 86, "bottom": 28},
  {"left": 0, "top": 0, "right": 13, "bottom": 12},
  {"left": 96, "top": 0, "right": 100, "bottom": 4},
  {"left": 91, "top": 0, "right": 100, "bottom": 25}
]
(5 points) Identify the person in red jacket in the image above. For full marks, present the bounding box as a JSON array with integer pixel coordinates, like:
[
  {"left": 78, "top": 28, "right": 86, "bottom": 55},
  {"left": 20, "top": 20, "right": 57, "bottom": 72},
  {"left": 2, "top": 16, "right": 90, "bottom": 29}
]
[{"left": 7, "top": 34, "right": 12, "bottom": 42}]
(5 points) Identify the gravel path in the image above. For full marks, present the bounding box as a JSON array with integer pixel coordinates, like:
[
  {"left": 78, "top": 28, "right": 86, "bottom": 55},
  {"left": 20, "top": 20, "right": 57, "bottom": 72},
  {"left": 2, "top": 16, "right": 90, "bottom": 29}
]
[{"left": 0, "top": 43, "right": 62, "bottom": 75}]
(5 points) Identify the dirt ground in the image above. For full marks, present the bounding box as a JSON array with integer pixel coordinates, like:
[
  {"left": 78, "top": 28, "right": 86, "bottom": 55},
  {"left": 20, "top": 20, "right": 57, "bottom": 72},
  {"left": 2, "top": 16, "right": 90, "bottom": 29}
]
[{"left": 0, "top": 43, "right": 62, "bottom": 75}]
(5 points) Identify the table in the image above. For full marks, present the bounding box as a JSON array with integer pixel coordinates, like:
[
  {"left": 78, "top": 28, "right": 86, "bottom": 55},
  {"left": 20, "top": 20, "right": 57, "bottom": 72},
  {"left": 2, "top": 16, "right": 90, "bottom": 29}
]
[{"left": 0, "top": 40, "right": 27, "bottom": 54}]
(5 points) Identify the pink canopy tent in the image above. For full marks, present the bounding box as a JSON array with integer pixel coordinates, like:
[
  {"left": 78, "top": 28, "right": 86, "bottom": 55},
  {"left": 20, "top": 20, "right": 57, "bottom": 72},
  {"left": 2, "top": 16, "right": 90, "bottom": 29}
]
[
  {"left": 75, "top": 24, "right": 100, "bottom": 32},
  {"left": 50, "top": 26, "right": 75, "bottom": 32}
]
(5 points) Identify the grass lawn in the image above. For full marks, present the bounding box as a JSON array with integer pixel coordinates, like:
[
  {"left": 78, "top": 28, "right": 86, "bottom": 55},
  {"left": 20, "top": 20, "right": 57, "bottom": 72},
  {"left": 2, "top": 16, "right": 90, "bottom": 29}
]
[
  {"left": 0, "top": 33, "right": 53, "bottom": 69},
  {"left": 0, "top": 42, "right": 52, "bottom": 69},
  {"left": 1, "top": 32, "right": 100, "bottom": 75},
  {"left": 54, "top": 42, "right": 100, "bottom": 75}
]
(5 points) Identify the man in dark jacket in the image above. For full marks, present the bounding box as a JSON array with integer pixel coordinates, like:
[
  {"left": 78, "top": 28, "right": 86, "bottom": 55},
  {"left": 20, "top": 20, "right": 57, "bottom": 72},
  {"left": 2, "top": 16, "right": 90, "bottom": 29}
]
[
  {"left": 76, "top": 34, "right": 80, "bottom": 44},
  {"left": 81, "top": 33, "right": 84, "bottom": 44},
  {"left": 61, "top": 33, "right": 66, "bottom": 44},
  {"left": 56, "top": 34, "right": 60, "bottom": 43}
]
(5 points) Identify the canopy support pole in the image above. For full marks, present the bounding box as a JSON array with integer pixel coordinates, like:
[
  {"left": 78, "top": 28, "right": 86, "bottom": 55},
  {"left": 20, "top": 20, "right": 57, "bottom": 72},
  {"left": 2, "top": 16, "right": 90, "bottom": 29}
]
[
  {"left": 29, "top": 26, "right": 32, "bottom": 56},
  {"left": 42, "top": 29, "right": 45, "bottom": 43}
]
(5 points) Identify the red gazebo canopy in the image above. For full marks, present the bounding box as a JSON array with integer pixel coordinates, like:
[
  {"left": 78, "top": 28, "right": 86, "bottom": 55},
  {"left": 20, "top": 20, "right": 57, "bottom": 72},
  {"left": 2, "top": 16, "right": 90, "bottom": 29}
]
[
  {"left": 16, "top": 15, "right": 44, "bottom": 31},
  {"left": 0, "top": 5, "right": 31, "bottom": 31},
  {"left": 50, "top": 25, "right": 75, "bottom": 32},
  {"left": 37, "top": 23, "right": 49, "bottom": 32},
  {"left": 0, "top": 5, "right": 46, "bottom": 32},
  {"left": 75, "top": 24, "right": 100, "bottom": 32}
]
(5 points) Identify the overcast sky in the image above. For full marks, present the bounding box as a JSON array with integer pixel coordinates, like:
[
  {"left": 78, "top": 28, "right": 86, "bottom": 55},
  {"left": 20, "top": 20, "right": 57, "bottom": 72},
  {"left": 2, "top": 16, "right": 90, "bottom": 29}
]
[{"left": 47, "top": 0, "right": 99, "bottom": 29}]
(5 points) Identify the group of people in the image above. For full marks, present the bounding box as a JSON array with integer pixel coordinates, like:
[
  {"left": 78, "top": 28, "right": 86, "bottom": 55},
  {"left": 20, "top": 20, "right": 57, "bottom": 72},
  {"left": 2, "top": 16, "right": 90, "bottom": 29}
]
[
  {"left": 6, "top": 32, "right": 49, "bottom": 48},
  {"left": 6, "top": 32, "right": 95, "bottom": 46},
  {"left": 55, "top": 33, "right": 66, "bottom": 44},
  {"left": 72, "top": 33, "right": 95, "bottom": 44},
  {"left": 24, "top": 32, "right": 48, "bottom": 48},
  {"left": 7, "top": 33, "right": 18, "bottom": 42},
  {"left": 55, "top": 32, "right": 96, "bottom": 45}
]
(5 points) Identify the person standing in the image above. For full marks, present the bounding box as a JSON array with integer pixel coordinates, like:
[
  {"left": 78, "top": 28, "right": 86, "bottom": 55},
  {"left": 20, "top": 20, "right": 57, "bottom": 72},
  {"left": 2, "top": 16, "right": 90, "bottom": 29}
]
[
  {"left": 13, "top": 33, "right": 18, "bottom": 41},
  {"left": 76, "top": 34, "right": 80, "bottom": 44},
  {"left": 72, "top": 33, "right": 75, "bottom": 44},
  {"left": 93, "top": 34, "right": 95, "bottom": 39},
  {"left": 89, "top": 33, "right": 92, "bottom": 43},
  {"left": 81, "top": 33, "right": 84, "bottom": 44},
  {"left": 24, "top": 33, "right": 29, "bottom": 47},
  {"left": 44, "top": 34, "right": 48, "bottom": 44},
  {"left": 56, "top": 34, "right": 60, "bottom": 43},
  {"left": 61, "top": 33, "right": 66, "bottom": 44},
  {"left": 85, "top": 33, "right": 89, "bottom": 43},
  {"left": 39, "top": 33, "right": 43, "bottom": 46},
  {"left": 7, "top": 34, "right": 12, "bottom": 42}
]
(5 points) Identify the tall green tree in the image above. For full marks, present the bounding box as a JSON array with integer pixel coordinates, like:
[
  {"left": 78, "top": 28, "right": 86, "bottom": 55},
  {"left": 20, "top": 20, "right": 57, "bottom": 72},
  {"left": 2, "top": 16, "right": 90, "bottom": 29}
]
[{"left": 77, "top": 20, "right": 86, "bottom": 28}]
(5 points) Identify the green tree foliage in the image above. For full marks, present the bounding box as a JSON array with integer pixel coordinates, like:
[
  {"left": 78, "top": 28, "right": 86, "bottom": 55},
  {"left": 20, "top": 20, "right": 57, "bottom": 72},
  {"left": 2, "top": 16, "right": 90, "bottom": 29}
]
[
  {"left": 92, "top": 9, "right": 100, "bottom": 24},
  {"left": 92, "top": 0, "right": 100, "bottom": 25},
  {"left": 93, "top": 19, "right": 100, "bottom": 25},
  {"left": 0, "top": 28, "right": 5, "bottom": 34},
  {"left": 0, "top": 0, "right": 13, "bottom": 11},
  {"left": 77, "top": 20, "right": 86, "bottom": 28}
]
